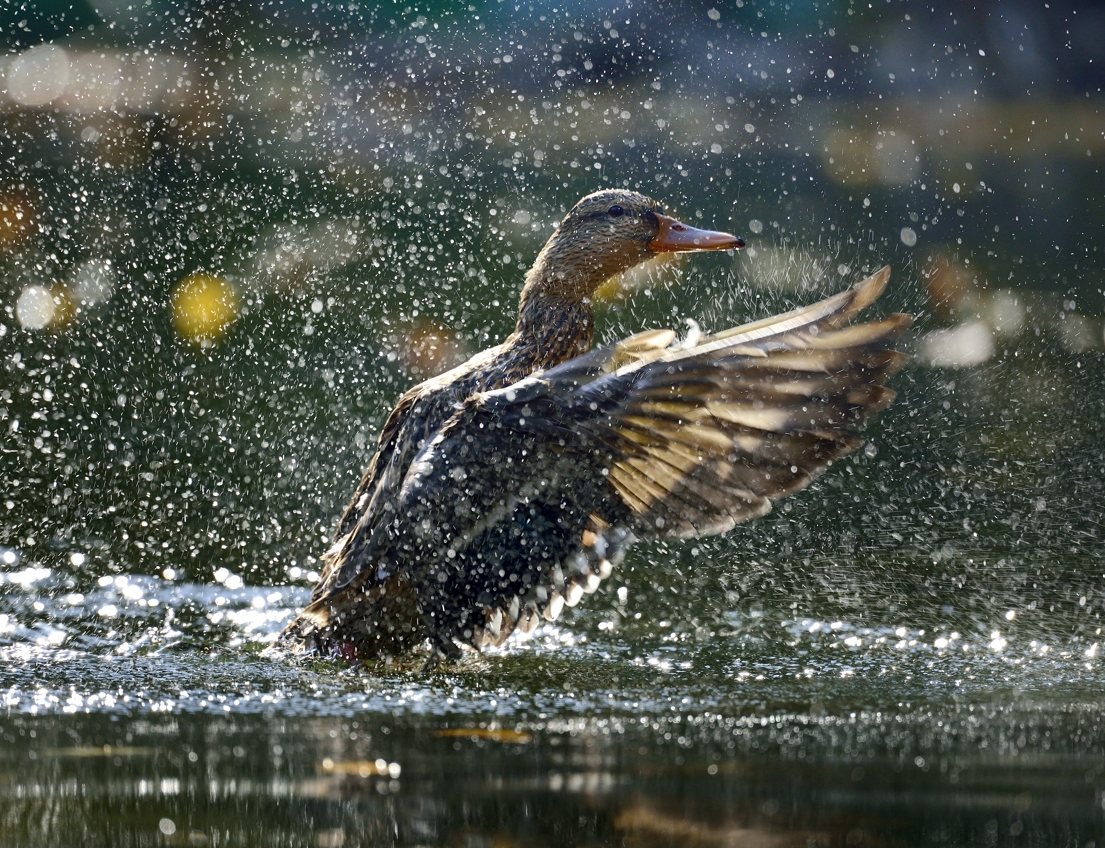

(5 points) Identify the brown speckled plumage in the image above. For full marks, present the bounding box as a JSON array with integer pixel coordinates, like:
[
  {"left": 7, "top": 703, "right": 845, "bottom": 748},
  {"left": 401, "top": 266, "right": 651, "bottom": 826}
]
[{"left": 279, "top": 190, "right": 908, "bottom": 663}]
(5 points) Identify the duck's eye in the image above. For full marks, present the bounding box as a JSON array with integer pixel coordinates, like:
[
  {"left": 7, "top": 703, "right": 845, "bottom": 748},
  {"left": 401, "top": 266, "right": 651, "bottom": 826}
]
[{"left": 607, "top": 205, "right": 624, "bottom": 218}]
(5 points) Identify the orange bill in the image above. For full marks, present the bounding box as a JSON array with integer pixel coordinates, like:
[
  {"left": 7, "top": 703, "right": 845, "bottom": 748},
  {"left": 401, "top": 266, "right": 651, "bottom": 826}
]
[{"left": 648, "top": 214, "right": 744, "bottom": 252}]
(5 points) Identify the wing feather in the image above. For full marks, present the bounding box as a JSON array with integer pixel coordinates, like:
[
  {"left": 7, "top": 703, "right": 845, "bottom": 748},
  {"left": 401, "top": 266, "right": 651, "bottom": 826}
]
[{"left": 566, "top": 267, "right": 910, "bottom": 536}]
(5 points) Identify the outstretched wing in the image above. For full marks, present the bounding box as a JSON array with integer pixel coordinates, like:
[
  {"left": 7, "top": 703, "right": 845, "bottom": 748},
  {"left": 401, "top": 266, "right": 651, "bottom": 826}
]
[
  {"left": 585, "top": 265, "right": 909, "bottom": 537},
  {"left": 375, "top": 267, "right": 909, "bottom": 647}
]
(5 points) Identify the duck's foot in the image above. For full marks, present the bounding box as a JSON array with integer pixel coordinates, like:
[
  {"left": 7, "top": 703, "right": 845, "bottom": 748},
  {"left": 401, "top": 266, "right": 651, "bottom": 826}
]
[{"left": 338, "top": 642, "right": 359, "bottom": 664}]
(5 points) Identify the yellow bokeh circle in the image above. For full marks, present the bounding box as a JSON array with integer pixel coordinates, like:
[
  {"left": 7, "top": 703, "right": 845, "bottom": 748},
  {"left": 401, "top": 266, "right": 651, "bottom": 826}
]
[{"left": 171, "top": 273, "right": 239, "bottom": 342}]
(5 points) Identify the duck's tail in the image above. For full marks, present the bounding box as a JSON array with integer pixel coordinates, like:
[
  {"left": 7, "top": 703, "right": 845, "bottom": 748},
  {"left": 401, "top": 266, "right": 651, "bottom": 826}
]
[
  {"left": 277, "top": 574, "right": 426, "bottom": 660},
  {"left": 276, "top": 597, "right": 332, "bottom": 655}
]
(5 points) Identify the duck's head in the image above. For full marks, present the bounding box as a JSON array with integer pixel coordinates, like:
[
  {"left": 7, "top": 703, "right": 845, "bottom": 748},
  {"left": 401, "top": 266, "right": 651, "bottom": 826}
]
[{"left": 522, "top": 189, "right": 743, "bottom": 304}]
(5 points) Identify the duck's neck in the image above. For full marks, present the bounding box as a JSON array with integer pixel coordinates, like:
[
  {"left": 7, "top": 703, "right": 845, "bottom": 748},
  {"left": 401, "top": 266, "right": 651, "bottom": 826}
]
[
  {"left": 510, "top": 288, "right": 594, "bottom": 369},
  {"left": 504, "top": 233, "right": 607, "bottom": 369}
]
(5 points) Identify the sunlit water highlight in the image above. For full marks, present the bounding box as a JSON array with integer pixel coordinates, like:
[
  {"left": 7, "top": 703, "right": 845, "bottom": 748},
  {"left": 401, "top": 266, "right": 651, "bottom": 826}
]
[{"left": 3, "top": 555, "right": 1102, "bottom": 720}]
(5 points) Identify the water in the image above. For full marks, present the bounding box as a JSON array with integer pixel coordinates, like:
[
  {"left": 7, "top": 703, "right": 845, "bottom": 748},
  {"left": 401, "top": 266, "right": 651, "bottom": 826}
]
[{"left": 3, "top": 708, "right": 1103, "bottom": 846}]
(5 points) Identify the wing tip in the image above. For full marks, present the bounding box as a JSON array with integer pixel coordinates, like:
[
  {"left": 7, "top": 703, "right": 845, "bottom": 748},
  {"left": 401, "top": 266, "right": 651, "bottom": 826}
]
[
  {"left": 853, "top": 265, "right": 891, "bottom": 306},
  {"left": 834, "top": 265, "right": 891, "bottom": 324}
]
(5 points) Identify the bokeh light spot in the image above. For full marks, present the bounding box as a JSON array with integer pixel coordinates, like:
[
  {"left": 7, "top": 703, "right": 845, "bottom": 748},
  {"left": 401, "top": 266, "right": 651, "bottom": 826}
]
[
  {"left": 171, "top": 273, "right": 240, "bottom": 343},
  {"left": 15, "top": 285, "right": 55, "bottom": 330},
  {"left": 71, "top": 259, "right": 118, "bottom": 306},
  {"left": 7, "top": 44, "right": 71, "bottom": 107}
]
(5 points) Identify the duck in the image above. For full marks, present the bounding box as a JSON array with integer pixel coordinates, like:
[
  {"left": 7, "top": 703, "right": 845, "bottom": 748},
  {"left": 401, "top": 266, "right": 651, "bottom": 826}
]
[{"left": 278, "top": 189, "right": 909, "bottom": 663}]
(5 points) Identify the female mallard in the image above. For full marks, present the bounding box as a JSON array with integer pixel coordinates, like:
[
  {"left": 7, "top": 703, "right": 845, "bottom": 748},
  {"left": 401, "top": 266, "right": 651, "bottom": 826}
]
[{"left": 279, "top": 189, "right": 909, "bottom": 662}]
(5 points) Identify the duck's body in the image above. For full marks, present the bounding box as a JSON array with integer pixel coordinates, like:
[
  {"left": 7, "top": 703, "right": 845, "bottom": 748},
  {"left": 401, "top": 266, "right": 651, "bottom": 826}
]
[{"left": 280, "top": 190, "right": 908, "bottom": 661}]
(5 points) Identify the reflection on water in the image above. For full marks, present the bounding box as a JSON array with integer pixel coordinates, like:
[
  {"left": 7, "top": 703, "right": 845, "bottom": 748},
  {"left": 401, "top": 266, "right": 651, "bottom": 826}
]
[{"left": 2, "top": 710, "right": 1103, "bottom": 846}]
